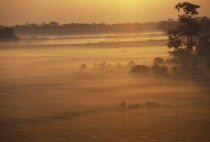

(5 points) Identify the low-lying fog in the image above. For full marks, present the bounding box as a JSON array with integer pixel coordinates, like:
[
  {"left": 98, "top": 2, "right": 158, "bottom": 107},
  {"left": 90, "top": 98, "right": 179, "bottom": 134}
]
[{"left": 0, "top": 33, "right": 209, "bottom": 142}]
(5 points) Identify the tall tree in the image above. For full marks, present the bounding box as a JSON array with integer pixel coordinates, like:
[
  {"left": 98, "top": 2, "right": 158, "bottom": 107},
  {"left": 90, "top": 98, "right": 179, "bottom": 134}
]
[{"left": 167, "top": 2, "right": 200, "bottom": 59}]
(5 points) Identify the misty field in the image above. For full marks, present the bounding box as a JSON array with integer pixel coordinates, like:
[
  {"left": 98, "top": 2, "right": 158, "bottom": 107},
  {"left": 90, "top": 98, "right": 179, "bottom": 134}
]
[{"left": 0, "top": 33, "right": 209, "bottom": 142}]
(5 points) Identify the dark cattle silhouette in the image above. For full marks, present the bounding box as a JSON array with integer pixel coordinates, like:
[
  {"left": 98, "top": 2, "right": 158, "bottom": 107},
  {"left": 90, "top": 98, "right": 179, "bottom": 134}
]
[
  {"left": 128, "top": 104, "right": 143, "bottom": 110},
  {"left": 120, "top": 101, "right": 160, "bottom": 110},
  {"left": 144, "top": 102, "right": 160, "bottom": 108}
]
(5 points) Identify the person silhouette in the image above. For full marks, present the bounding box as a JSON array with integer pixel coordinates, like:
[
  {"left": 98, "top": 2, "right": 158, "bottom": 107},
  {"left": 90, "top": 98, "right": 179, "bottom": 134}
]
[{"left": 120, "top": 101, "right": 127, "bottom": 109}]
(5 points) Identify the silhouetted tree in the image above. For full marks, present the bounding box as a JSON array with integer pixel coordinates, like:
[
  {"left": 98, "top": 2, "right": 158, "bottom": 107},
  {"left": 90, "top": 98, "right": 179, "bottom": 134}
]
[
  {"left": 196, "top": 35, "right": 210, "bottom": 68},
  {"left": 0, "top": 28, "right": 19, "bottom": 42},
  {"left": 167, "top": 2, "right": 200, "bottom": 65},
  {"left": 151, "top": 63, "right": 168, "bottom": 76},
  {"left": 153, "top": 57, "right": 164, "bottom": 65},
  {"left": 49, "top": 22, "right": 59, "bottom": 27},
  {"left": 130, "top": 65, "right": 150, "bottom": 74},
  {"left": 127, "top": 61, "right": 136, "bottom": 68},
  {"left": 0, "top": 25, "right": 5, "bottom": 30},
  {"left": 158, "top": 19, "right": 178, "bottom": 32}
]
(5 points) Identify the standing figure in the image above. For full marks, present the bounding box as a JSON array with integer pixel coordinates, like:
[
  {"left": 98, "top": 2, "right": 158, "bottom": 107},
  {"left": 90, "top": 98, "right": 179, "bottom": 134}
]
[{"left": 120, "top": 101, "right": 127, "bottom": 109}]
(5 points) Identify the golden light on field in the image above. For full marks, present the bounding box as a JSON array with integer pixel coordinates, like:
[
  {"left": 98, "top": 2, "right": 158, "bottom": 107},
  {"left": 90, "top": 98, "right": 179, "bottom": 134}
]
[{"left": 1, "top": 0, "right": 210, "bottom": 141}]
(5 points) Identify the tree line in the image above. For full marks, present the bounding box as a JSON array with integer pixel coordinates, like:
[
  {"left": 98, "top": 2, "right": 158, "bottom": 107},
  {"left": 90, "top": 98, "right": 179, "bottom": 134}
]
[
  {"left": 1, "top": 17, "right": 209, "bottom": 36},
  {"left": 0, "top": 22, "right": 160, "bottom": 35}
]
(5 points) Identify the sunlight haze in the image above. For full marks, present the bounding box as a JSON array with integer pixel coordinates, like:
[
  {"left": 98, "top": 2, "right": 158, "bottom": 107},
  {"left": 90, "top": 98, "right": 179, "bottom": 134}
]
[
  {"left": 1, "top": 0, "right": 210, "bottom": 142},
  {"left": 0, "top": 0, "right": 210, "bottom": 25}
]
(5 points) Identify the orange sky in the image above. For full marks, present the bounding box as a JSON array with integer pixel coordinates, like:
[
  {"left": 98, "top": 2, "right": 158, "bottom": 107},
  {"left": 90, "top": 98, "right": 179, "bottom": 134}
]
[{"left": 0, "top": 0, "right": 210, "bottom": 25}]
